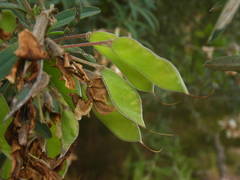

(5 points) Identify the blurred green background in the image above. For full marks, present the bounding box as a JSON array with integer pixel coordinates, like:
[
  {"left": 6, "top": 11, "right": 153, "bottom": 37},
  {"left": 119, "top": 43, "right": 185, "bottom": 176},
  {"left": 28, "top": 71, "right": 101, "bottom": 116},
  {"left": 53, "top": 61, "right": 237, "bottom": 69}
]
[{"left": 53, "top": 0, "right": 240, "bottom": 179}]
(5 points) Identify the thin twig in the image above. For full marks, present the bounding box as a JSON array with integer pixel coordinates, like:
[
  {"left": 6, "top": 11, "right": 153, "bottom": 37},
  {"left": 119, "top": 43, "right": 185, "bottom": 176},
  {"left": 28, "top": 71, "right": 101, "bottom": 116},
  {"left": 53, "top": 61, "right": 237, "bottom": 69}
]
[
  {"left": 62, "top": 40, "right": 112, "bottom": 48},
  {"left": 70, "top": 55, "right": 104, "bottom": 69},
  {"left": 28, "top": 153, "right": 50, "bottom": 168},
  {"left": 22, "top": 0, "right": 33, "bottom": 17},
  {"left": 214, "top": 133, "right": 228, "bottom": 180},
  {"left": 38, "top": 0, "right": 46, "bottom": 10},
  {"left": 54, "top": 33, "right": 90, "bottom": 42}
]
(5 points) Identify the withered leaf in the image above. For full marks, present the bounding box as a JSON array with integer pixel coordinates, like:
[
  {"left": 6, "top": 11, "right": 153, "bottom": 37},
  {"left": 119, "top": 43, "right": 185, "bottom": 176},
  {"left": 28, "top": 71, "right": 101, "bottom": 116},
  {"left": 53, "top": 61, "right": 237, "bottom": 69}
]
[
  {"left": 15, "top": 29, "right": 48, "bottom": 60},
  {"left": 74, "top": 98, "right": 93, "bottom": 120},
  {"left": 73, "top": 62, "right": 90, "bottom": 83},
  {"left": 94, "top": 101, "right": 115, "bottom": 115},
  {"left": 64, "top": 54, "right": 90, "bottom": 83},
  {"left": 87, "top": 77, "right": 115, "bottom": 115},
  {"left": 87, "top": 78, "right": 108, "bottom": 103},
  {"left": 56, "top": 59, "right": 76, "bottom": 89},
  {"left": 0, "top": 28, "right": 11, "bottom": 40},
  {"left": 87, "top": 86, "right": 108, "bottom": 103}
]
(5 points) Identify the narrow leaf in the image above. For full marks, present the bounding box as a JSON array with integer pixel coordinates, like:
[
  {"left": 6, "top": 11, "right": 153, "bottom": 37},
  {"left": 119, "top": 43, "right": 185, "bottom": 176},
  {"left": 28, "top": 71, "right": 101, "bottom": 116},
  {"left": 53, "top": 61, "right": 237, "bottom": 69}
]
[
  {"left": 89, "top": 31, "right": 153, "bottom": 92},
  {"left": 205, "top": 55, "right": 240, "bottom": 71},
  {"left": 80, "top": 6, "right": 101, "bottom": 19},
  {"left": 112, "top": 37, "right": 188, "bottom": 94},
  {"left": 35, "top": 121, "right": 52, "bottom": 139},
  {"left": 209, "top": 0, "right": 240, "bottom": 41},
  {"left": 50, "top": 8, "right": 76, "bottom": 30},
  {"left": 0, "top": 2, "right": 25, "bottom": 12},
  {"left": 94, "top": 110, "right": 142, "bottom": 142},
  {"left": 0, "top": 44, "right": 18, "bottom": 80},
  {"left": 101, "top": 68, "right": 145, "bottom": 127},
  {"left": 0, "top": 95, "right": 12, "bottom": 158},
  {"left": 61, "top": 107, "right": 79, "bottom": 151}
]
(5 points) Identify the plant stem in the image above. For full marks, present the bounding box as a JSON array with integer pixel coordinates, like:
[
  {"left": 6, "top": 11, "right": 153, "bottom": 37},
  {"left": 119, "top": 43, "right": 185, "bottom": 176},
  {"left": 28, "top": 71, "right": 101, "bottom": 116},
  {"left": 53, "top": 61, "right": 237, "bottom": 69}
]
[
  {"left": 62, "top": 40, "right": 112, "bottom": 48},
  {"left": 70, "top": 55, "right": 104, "bottom": 69},
  {"left": 54, "top": 33, "right": 90, "bottom": 42},
  {"left": 22, "top": 0, "right": 33, "bottom": 17},
  {"left": 38, "top": 0, "right": 46, "bottom": 9}
]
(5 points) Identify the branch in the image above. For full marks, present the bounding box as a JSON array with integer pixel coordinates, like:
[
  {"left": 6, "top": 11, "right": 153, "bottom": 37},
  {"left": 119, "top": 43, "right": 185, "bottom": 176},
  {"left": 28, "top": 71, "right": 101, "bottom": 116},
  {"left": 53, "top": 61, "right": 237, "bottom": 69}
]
[
  {"left": 33, "top": 5, "right": 55, "bottom": 45},
  {"left": 61, "top": 40, "right": 112, "bottom": 48},
  {"left": 45, "top": 38, "right": 104, "bottom": 69},
  {"left": 54, "top": 32, "right": 90, "bottom": 42},
  {"left": 214, "top": 133, "right": 229, "bottom": 180},
  {"left": 69, "top": 55, "right": 104, "bottom": 70},
  {"left": 4, "top": 7, "right": 54, "bottom": 122}
]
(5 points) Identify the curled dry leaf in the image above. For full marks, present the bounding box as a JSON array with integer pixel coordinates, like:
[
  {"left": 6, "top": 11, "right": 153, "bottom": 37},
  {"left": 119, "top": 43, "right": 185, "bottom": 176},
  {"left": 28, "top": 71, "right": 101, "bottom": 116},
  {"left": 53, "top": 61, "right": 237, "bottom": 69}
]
[
  {"left": 0, "top": 28, "right": 11, "bottom": 40},
  {"left": 87, "top": 77, "right": 115, "bottom": 114},
  {"left": 15, "top": 29, "right": 48, "bottom": 60},
  {"left": 65, "top": 54, "right": 90, "bottom": 83},
  {"left": 74, "top": 98, "right": 93, "bottom": 120},
  {"left": 56, "top": 58, "right": 76, "bottom": 89}
]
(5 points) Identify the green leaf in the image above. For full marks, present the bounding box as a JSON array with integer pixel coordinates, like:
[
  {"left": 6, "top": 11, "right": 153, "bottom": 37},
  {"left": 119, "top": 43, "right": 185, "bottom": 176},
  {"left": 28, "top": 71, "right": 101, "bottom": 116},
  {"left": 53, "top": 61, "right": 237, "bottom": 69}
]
[
  {"left": 66, "top": 47, "right": 97, "bottom": 63},
  {"left": 94, "top": 110, "right": 142, "bottom": 142},
  {"left": 35, "top": 121, "right": 52, "bottom": 139},
  {"left": 0, "top": 10, "right": 17, "bottom": 33},
  {"left": 61, "top": 0, "right": 74, "bottom": 8},
  {"left": 0, "top": 158, "right": 12, "bottom": 179},
  {"left": 101, "top": 68, "right": 145, "bottom": 127},
  {"left": 61, "top": 106, "right": 79, "bottom": 152},
  {"left": 11, "top": 9, "right": 30, "bottom": 28},
  {"left": 52, "top": 90, "right": 79, "bottom": 152},
  {"left": 49, "top": 8, "right": 76, "bottom": 30},
  {"left": 80, "top": 6, "right": 101, "bottom": 19},
  {"left": 89, "top": 31, "right": 153, "bottom": 92},
  {"left": 209, "top": 0, "right": 240, "bottom": 41},
  {"left": 46, "top": 125, "right": 62, "bottom": 158},
  {"left": 0, "top": 95, "right": 12, "bottom": 158},
  {"left": 0, "top": 44, "right": 18, "bottom": 80},
  {"left": 44, "top": 60, "right": 76, "bottom": 109},
  {"left": 205, "top": 55, "right": 240, "bottom": 71},
  {"left": 112, "top": 37, "right": 188, "bottom": 94},
  {"left": 0, "top": 2, "right": 25, "bottom": 12}
]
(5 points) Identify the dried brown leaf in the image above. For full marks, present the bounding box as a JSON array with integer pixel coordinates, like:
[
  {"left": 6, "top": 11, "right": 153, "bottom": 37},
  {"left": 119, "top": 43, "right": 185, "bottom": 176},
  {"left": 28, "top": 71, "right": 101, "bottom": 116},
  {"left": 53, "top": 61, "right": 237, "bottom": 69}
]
[
  {"left": 15, "top": 29, "right": 48, "bottom": 60},
  {"left": 94, "top": 101, "right": 115, "bottom": 115},
  {"left": 0, "top": 28, "right": 11, "bottom": 40},
  {"left": 74, "top": 98, "right": 93, "bottom": 120},
  {"left": 87, "top": 78, "right": 108, "bottom": 103},
  {"left": 56, "top": 59, "right": 76, "bottom": 89},
  {"left": 87, "top": 77, "right": 115, "bottom": 114},
  {"left": 73, "top": 62, "right": 90, "bottom": 83}
]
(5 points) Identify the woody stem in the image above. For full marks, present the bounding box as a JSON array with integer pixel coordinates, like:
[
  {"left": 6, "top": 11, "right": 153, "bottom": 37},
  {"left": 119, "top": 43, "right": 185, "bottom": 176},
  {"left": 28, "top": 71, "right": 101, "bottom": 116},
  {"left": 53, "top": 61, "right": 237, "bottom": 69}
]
[{"left": 62, "top": 40, "right": 112, "bottom": 48}]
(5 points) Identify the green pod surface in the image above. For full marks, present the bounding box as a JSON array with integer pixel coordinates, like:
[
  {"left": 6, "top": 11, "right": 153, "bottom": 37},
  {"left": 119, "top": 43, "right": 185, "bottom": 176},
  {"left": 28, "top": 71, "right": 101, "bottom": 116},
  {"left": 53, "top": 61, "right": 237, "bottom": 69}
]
[
  {"left": 89, "top": 31, "right": 154, "bottom": 92},
  {"left": 101, "top": 68, "right": 145, "bottom": 127},
  {"left": 94, "top": 110, "right": 142, "bottom": 142},
  {"left": 112, "top": 37, "right": 188, "bottom": 94}
]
